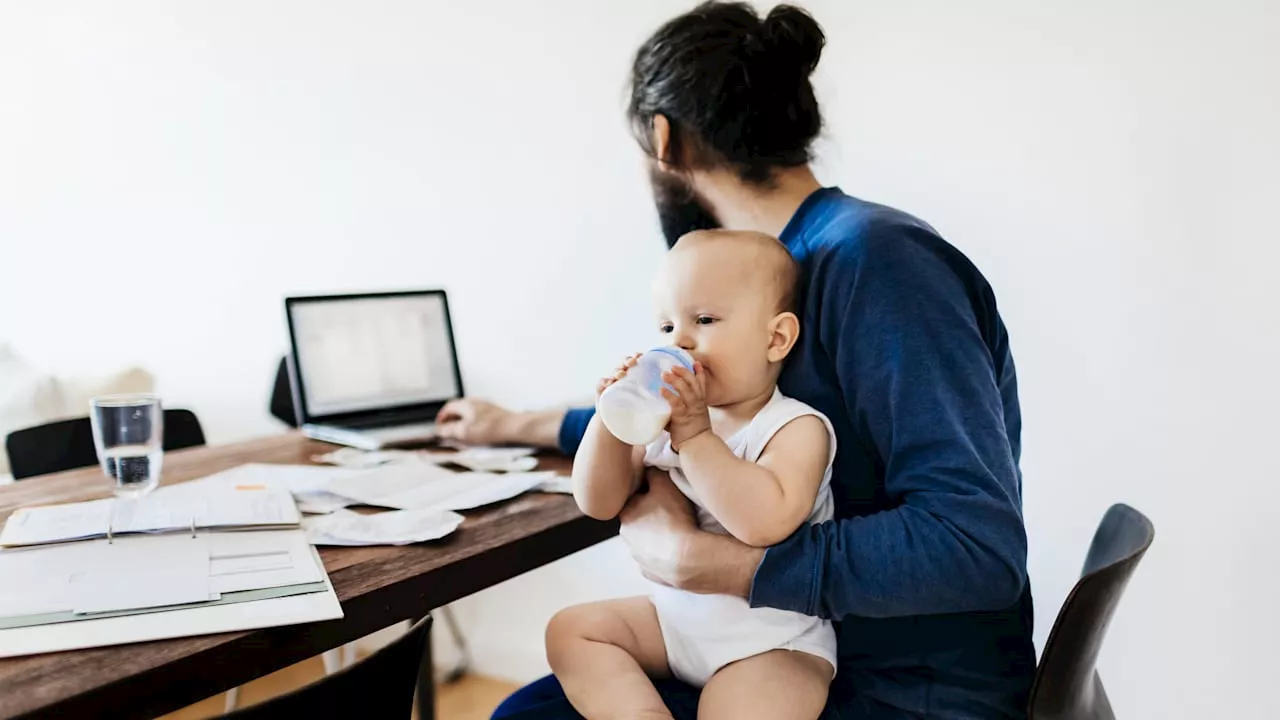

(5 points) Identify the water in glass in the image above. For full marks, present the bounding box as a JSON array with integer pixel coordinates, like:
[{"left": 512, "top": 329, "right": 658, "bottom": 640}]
[{"left": 90, "top": 395, "right": 164, "bottom": 497}]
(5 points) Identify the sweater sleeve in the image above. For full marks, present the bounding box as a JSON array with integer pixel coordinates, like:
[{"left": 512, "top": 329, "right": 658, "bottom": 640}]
[
  {"left": 558, "top": 406, "right": 596, "bottom": 456},
  {"left": 749, "top": 227, "right": 1028, "bottom": 619}
]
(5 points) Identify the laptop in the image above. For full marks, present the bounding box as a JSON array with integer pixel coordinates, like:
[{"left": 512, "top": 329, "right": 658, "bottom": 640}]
[{"left": 284, "top": 289, "right": 465, "bottom": 450}]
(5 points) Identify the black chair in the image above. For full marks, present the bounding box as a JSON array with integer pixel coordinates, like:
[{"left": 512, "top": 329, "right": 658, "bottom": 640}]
[
  {"left": 4, "top": 409, "right": 207, "bottom": 480},
  {"left": 269, "top": 356, "right": 297, "bottom": 427},
  {"left": 222, "top": 615, "right": 433, "bottom": 718},
  {"left": 1028, "top": 503, "right": 1155, "bottom": 720}
]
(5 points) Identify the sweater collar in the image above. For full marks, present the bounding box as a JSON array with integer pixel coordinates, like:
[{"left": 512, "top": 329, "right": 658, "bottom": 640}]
[{"left": 779, "top": 186, "right": 842, "bottom": 250}]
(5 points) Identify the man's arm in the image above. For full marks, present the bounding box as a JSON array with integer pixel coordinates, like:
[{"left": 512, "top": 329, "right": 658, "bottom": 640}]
[
  {"left": 677, "top": 415, "right": 830, "bottom": 547},
  {"left": 436, "top": 399, "right": 590, "bottom": 452},
  {"left": 558, "top": 407, "right": 596, "bottom": 455},
  {"left": 746, "top": 227, "right": 1028, "bottom": 619}
]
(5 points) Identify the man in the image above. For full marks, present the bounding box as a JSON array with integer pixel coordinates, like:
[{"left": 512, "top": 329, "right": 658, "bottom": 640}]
[{"left": 439, "top": 3, "right": 1035, "bottom": 718}]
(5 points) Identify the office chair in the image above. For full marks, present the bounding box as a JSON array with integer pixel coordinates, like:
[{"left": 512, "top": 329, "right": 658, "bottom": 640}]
[
  {"left": 222, "top": 615, "right": 433, "bottom": 718},
  {"left": 1028, "top": 503, "right": 1155, "bottom": 720},
  {"left": 269, "top": 356, "right": 297, "bottom": 427},
  {"left": 4, "top": 409, "right": 207, "bottom": 480}
]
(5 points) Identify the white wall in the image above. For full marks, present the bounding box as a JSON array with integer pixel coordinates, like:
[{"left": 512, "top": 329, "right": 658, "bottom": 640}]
[{"left": 2, "top": 2, "right": 1277, "bottom": 717}]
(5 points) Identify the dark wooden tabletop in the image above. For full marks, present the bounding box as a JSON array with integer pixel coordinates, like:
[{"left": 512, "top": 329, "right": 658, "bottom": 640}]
[{"left": 0, "top": 433, "right": 616, "bottom": 720}]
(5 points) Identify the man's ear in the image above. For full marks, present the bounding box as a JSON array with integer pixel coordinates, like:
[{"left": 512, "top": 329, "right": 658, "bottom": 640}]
[
  {"left": 766, "top": 312, "right": 801, "bottom": 363},
  {"left": 652, "top": 114, "right": 673, "bottom": 171}
]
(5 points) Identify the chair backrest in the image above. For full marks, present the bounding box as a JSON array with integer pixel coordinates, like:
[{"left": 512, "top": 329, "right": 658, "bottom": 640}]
[
  {"left": 269, "top": 355, "right": 299, "bottom": 428},
  {"left": 1028, "top": 503, "right": 1155, "bottom": 720},
  {"left": 4, "top": 409, "right": 207, "bottom": 480},
  {"left": 222, "top": 615, "right": 432, "bottom": 718}
]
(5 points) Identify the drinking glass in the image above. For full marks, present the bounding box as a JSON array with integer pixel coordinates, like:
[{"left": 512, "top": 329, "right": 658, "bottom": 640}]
[{"left": 90, "top": 394, "right": 164, "bottom": 497}]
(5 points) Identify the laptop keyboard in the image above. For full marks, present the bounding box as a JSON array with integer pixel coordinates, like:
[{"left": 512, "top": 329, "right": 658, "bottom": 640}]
[{"left": 366, "top": 421, "right": 437, "bottom": 441}]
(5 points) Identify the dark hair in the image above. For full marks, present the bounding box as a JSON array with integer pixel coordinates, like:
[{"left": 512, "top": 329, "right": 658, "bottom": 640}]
[{"left": 628, "top": 2, "right": 826, "bottom": 184}]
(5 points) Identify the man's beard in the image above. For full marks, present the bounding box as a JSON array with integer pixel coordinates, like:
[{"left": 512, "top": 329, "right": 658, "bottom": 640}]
[{"left": 649, "top": 166, "right": 719, "bottom": 248}]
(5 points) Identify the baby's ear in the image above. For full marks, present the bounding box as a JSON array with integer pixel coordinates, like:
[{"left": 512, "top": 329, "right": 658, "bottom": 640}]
[{"left": 767, "top": 311, "right": 801, "bottom": 362}]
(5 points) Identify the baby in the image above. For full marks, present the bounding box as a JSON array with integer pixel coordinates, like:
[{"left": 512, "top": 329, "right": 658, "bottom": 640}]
[{"left": 546, "top": 230, "right": 837, "bottom": 720}]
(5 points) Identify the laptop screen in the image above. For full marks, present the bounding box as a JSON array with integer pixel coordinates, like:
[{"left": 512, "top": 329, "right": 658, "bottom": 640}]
[{"left": 287, "top": 292, "right": 461, "bottom": 419}]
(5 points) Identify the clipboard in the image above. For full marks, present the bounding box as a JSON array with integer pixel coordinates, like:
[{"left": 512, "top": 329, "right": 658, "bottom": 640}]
[
  {"left": 0, "top": 529, "right": 332, "bottom": 638},
  {"left": 0, "top": 539, "right": 342, "bottom": 658}
]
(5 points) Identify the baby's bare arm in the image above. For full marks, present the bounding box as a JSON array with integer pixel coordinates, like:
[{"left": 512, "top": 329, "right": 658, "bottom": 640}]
[
  {"left": 571, "top": 415, "right": 645, "bottom": 520},
  {"left": 676, "top": 415, "right": 830, "bottom": 547}
]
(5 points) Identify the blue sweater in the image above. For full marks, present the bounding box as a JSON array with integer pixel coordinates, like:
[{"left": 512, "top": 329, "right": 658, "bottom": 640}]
[{"left": 560, "top": 188, "right": 1035, "bottom": 718}]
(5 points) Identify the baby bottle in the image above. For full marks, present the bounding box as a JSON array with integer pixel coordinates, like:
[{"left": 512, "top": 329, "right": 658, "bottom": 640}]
[{"left": 597, "top": 346, "right": 695, "bottom": 446}]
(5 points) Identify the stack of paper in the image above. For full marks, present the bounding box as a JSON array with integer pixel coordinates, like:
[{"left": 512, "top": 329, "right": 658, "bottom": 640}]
[{"left": 304, "top": 508, "right": 465, "bottom": 546}]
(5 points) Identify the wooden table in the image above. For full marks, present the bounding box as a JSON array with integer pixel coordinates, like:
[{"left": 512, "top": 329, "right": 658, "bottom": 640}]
[{"left": 0, "top": 433, "right": 617, "bottom": 720}]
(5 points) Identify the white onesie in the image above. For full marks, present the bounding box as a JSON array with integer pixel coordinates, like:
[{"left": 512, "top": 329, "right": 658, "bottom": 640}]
[{"left": 643, "top": 388, "right": 838, "bottom": 687}]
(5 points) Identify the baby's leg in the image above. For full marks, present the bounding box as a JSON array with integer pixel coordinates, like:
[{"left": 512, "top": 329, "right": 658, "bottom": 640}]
[
  {"left": 697, "top": 650, "right": 833, "bottom": 720},
  {"left": 546, "top": 596, "right": 673, "bottom": 720}
]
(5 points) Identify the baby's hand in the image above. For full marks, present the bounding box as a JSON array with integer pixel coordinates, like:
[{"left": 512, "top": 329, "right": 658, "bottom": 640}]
[
  {"left": 661, "top": 363, "right": 712, "bottom": 450},
  {"left": 595, "top": 353, "right": 642, "bottom": 400}
]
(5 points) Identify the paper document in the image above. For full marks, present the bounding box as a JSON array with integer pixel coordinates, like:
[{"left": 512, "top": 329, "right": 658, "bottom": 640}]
[
  {"left": 325, "top": 464, "right": 555, "bottom": 512},
  {"left": 0, "top": 542, "right": 97, "bottom": 618},
  {"left": 314, "top": 445, "right": 539, "bottom": 473},
  {"left": 325, "top": 462, "right": 457, "bottom": 508},
  {"left": 74, "top": 536, "right": 212, "bottom": 614},
  {"left": 207, "top": 530, "right": 324, "bottom": 594},
  {"left": 111, "top": 487, "right": 299, "bottom": 532},
  {"left": 312, "top": 447, "right": 425, "bottom": 469},
  {"left": 304, "top": 508, "right": 464, "bottom": 546},
  {"left": 178, "top": 463, "right": 367, "bottom": 515},
  {"left": 292, "top": 490, "right": 358, "bottom": 515},
  {"left": 0, "top": 535, "right": 212, "bottom": 618},
  {"left": 0, "top": 501, "right": 112, "bottom": 547},
  {"left": 423, "top": 447, "right": 539, "bottom": 473},
  {"left": 0, "top": 486, "right": 301, "bottom": 547},
  {"left": 436, "top": 472, "right": 557, "bottom": 510},
  {"left": 534, "top": 474, "right": 574, "bottom": 494},
  {"left": 187, "top": 463, "right": 365, "bottom": 494}
]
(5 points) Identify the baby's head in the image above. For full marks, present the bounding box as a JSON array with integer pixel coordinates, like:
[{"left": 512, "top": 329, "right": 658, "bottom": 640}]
[{"left": 653, "top": 229, "right": 801, "bottom": 407}]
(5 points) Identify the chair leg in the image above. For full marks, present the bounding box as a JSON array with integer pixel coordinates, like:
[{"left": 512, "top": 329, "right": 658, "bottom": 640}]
[
  {"left": 223, "top": 687, "right": 240, "bottom": 714},
  {"left": 321, "top": 648, "right": 343, "bottom": 675},
  {"left": 439, "top": 605, "right": 471, "bottom": 683},
  {"left": 415, "top": 615, "right": 436, "bottom": 720}
]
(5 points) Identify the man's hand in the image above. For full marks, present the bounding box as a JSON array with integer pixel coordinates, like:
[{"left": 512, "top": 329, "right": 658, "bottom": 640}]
[
  {"left": 435, "top": 398, "right": 516, "bottom": 445},
  {"left": 619, "top": 468, "right": 763, "bottom": 598},
  {"left": 435, "top": 399, "right": 566, "bottom": 448},
  {"left": 660, "top": 363, "right": 712, "bottom": 450}
]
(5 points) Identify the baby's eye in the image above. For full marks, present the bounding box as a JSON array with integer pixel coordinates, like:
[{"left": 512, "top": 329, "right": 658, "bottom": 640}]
[
  {"left": 695, "top": 315, "right": 716, "bottom": 325},
  {"left": 659, "top": 323, "right": 674, "bottom": 334}
]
